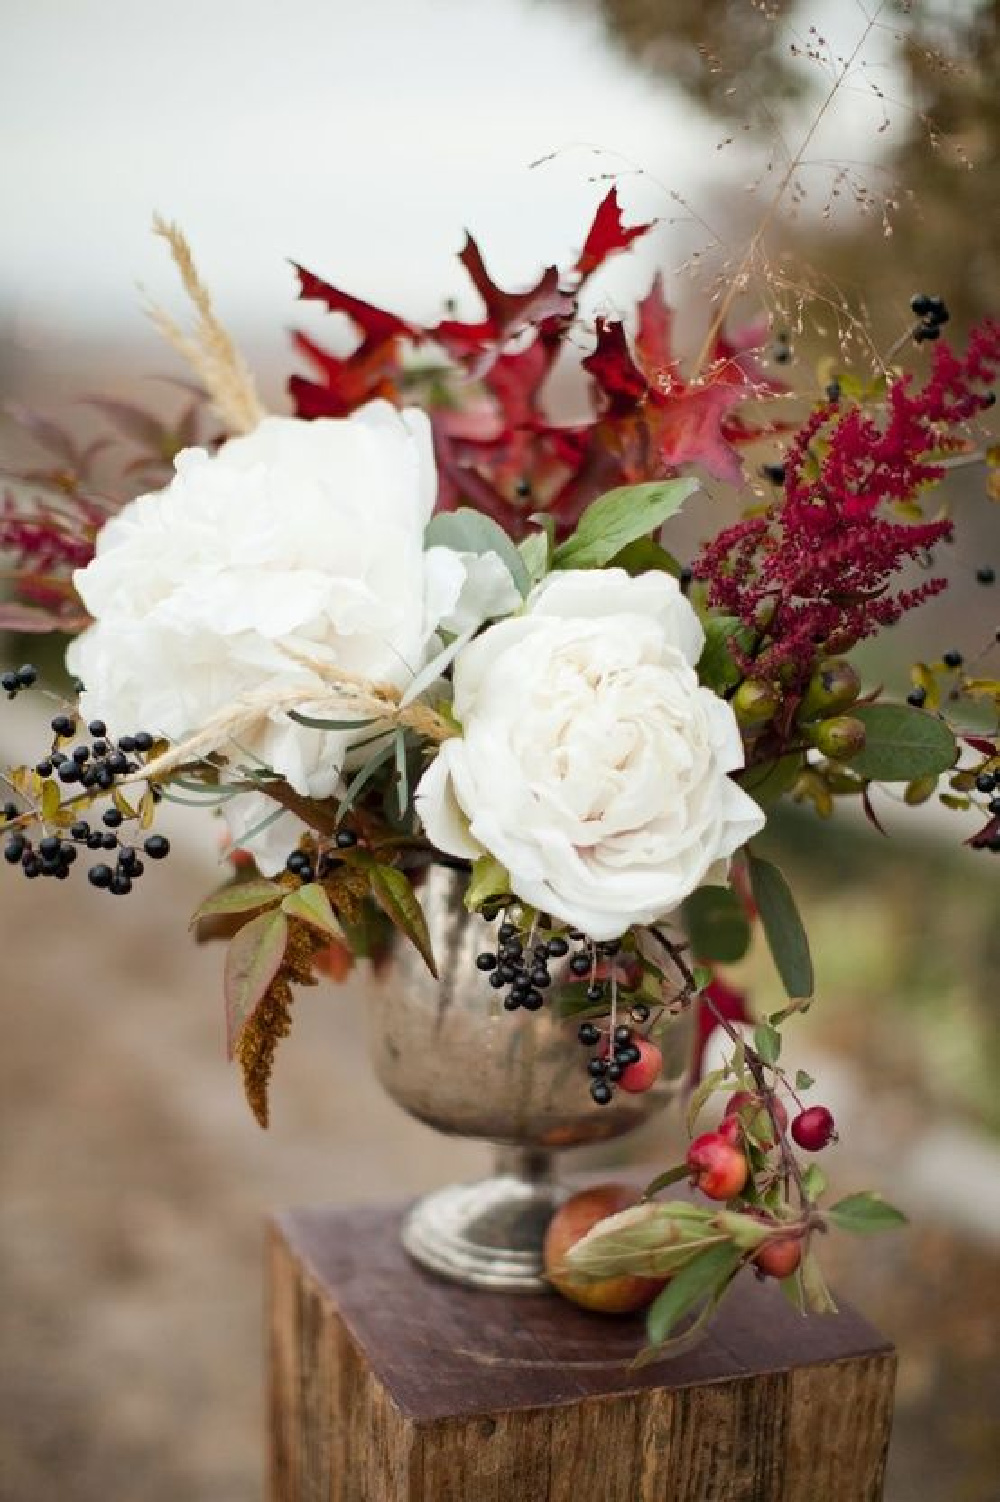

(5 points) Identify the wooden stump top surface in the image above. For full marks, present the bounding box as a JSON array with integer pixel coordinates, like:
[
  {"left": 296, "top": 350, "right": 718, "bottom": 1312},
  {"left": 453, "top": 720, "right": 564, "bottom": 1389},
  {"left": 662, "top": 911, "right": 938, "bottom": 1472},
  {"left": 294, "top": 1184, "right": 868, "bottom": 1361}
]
[{"left": 273, "top": 1202, "right": 893, "bottom": 1425}]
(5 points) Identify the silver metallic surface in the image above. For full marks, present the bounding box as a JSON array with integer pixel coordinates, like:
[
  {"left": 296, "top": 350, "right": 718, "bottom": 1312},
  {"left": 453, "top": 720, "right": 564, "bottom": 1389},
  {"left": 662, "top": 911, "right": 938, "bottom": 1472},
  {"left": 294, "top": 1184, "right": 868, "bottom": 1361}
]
[{"left": 368, "top": 866, "right": 692, "bottom": 1290}]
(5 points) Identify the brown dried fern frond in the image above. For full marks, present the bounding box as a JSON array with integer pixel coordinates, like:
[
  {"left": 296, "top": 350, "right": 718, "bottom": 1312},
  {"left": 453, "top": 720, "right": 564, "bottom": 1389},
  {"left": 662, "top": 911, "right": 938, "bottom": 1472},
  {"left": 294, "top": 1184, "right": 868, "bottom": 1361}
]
[
  {"left": 147, "top": 215, "right": 265, "bottom": 435},
  {"left": 236, "top": 917, "right": 321, "bottom": 1128}
]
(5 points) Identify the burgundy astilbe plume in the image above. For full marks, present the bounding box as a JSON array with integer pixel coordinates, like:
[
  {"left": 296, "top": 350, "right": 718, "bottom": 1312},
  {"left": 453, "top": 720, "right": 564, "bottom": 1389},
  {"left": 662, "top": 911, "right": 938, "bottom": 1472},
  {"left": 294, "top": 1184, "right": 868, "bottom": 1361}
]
[{"left": 694, "top": 320, "right": 1000, "bottom": 681}]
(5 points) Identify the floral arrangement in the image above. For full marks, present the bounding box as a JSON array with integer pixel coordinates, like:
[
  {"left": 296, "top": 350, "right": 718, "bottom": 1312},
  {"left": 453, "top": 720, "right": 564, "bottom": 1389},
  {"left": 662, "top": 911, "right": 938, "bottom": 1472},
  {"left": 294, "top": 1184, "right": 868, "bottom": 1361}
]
[{"left": 2, "top": 183, "right": 998, "bottom": 1358}]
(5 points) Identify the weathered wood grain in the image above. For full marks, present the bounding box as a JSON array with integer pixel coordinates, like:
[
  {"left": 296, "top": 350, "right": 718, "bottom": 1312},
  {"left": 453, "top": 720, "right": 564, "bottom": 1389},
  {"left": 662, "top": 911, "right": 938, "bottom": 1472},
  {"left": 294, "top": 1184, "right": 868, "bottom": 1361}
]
[{"left": 268, "top": 1202, "right": 895, "bottom": 1501}]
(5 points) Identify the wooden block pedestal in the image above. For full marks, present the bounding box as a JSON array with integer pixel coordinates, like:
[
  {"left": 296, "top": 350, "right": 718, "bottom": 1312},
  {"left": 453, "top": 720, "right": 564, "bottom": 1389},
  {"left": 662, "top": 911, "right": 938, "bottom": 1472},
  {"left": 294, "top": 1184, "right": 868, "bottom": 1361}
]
[{"left": 268, "top": 1203, "right": 895, "bottom": 1501}]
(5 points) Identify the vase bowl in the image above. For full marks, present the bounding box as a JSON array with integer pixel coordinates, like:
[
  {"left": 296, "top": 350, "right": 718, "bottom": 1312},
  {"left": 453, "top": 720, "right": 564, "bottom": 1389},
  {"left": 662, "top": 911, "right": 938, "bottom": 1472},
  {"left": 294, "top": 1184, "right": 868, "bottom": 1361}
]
[{"left": 367, "top": 868, "right": 690, "bottom": 1290}]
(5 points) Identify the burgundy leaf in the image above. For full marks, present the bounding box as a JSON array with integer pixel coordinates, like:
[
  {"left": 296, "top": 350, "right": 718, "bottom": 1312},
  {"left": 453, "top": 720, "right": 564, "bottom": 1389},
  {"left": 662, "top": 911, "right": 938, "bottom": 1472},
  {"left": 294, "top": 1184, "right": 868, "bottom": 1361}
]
[
  {"left": 648, "top": 380, "right": 747, "bottom": 485},
  {"left": 293, "top": 264, "right": 416, "bottom": 343},
  {"left": 635, "top": 274, "right": 679, "bottom": 380},
  {"left": 576, "top": 187, "right": 654, "bottom": 280},
  {"left": 582, "top": 319, "right": 647, "bottom": 412}
]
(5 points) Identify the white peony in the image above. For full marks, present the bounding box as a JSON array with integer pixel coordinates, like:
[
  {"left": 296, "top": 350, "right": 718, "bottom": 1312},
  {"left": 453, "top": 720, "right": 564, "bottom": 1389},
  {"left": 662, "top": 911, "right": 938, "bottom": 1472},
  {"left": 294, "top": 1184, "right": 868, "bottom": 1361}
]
[
  {"left": 415, "top": 569, "right": 765, "bottom": 940},
  {"left": 68, "top": 402, "right": 519, "bottom": 870}
]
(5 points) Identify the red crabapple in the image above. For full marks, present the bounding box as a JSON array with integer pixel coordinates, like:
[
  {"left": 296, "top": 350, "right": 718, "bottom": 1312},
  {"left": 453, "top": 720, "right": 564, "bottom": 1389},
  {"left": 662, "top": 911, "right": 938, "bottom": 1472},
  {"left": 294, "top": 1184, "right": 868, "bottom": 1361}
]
[
  {"left": 791, "top": 1106, "right": 836, "bottom": 1152},
  {"left": 686, "top": 1132, "right": 749, "bottom": 1200}
]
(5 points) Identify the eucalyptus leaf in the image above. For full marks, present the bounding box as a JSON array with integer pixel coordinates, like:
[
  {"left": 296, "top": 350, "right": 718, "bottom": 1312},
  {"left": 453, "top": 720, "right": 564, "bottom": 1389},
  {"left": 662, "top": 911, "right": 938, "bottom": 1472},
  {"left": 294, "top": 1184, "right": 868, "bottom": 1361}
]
[
  {"left": 552, "top": 478, "right": 697, "bottom": 570},
  {"left": 748, "top": 855, "right": 814, "bottom": 1000},
  {"left": 425, "top": 507, "right": 530, "bottom": 597},
  {"left": 682, "top": 885, "right": 752, "bottom": 964},
  {"left": 289, "top": 709, "right": 381, "bottom": 732},
  {"left": 339, "top": 739, "right": 396, "bottom": 816},
  {"left": 849, "top": 703, "right": 957, "bottom": 782}
]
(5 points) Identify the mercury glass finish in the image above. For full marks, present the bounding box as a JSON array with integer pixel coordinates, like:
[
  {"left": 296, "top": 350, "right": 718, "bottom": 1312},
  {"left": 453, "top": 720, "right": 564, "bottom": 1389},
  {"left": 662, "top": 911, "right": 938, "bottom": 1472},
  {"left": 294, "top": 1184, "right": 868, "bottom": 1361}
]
[{"left": 368, "top": 866, "right": 692, "bottom": 1291}]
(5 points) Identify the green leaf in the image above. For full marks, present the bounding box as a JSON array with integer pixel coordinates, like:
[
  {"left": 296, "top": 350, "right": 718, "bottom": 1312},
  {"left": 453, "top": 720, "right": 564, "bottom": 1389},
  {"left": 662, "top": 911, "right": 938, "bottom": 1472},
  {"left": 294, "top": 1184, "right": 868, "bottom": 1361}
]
[
  {"left": 716, "top": 1211, "right": 773, "bottom": 1250},
  {"left": 339, "top": 738, "right": 396, "bottom": 816},
  {"left": 641, "top": 1163, "right": 691, "bottom": 1198},
  {"left": 682, "top": 885, "right": 752, "bottom": 964},
  {"left": 393, "top": 729, "right": 409, "bottom": 819},
  {"left": 748, "top": 856, "right": 814, "bottom": 1000},
  {"left": 368, "top": 863, "right": 438, "bottom": 977},
  {"left": 753, "top": 1022, "right": 782, "bottom": 1066},
  {"left": 697, "top": 615, "right": 754, "bottom": 693},
  {"left": 795, "top": 1069, "right": 814, "bottom": 1091},
  {"left": 736, "top": 754, "right": 803, "bottom": 809},
  {"left": 518, "top": 523, "right": 553, "bottom": 585},
  {"left": 800, "top": 1250, "right": 838, "bottom": 1314},
  {"left": 289, "top": 709, "right": 381, "bottom": 732},
  {"left": 608, "top": 536, "right": 681, "bottom": 578},
  {"left": 645, "top": 1241, "right": 742, "bottom": 1348},
  {"left": 685, "top": 1067, "right": 728, "bottom": 1137},
  {"left": 425, "top": 507, "right": 530, "bottom": 597},
  {"left": 552, "top": 478, "right": 698, "bottom": 570},
  {"left": 801, "top": 1165, "right": 827, "bottom": 1202},
  {"left": 224, "top": 908, "right": 289, "bottom": 1059},
  {"left": 826, "top": 1192, "right": 908, "bottom": 1235},
  {"left": 849, "top": 704, "right": 957, "bottom": 782},
  {"left": 190, "top": 879, "right": 285, "bottom": 926},
  {"left": 562, "top": 1201, "right": 716, "bottom": 1280},
  {"left": 465, "top": 853, "right": 510, "bottom": 912},
  {"left": 280, "top": 883, "right": 343, "bottom": 940}
]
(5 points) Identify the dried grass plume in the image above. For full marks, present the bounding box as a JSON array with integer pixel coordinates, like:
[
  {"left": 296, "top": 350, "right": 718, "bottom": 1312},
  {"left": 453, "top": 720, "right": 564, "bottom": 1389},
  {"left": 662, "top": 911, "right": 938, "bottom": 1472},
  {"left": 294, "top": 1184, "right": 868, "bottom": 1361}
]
[{"left": 147, "top": 215, "right": 265, "bottom": 435}]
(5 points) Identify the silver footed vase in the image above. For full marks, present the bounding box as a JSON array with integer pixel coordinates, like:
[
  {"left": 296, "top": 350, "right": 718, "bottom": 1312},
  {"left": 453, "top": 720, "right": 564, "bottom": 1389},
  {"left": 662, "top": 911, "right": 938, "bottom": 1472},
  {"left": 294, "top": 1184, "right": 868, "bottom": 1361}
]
[{"left": 367, "top": 866, "right": 692, "bottom": 1291}]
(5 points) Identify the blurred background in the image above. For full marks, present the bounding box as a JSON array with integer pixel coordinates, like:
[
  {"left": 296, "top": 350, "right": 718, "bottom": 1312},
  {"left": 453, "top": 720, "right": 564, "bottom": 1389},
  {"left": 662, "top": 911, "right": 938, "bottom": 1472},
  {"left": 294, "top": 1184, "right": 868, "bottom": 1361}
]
[{"left": 1, "top": 2, "right": 997, "bottom": 1499}]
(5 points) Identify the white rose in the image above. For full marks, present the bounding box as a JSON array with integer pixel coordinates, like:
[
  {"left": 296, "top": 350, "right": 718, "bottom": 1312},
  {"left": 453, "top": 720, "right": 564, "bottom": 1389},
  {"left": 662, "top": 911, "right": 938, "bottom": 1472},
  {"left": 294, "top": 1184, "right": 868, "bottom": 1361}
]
[
  {"left": 415, "top": 569, "right": 765, "bottom": 940},
  {"left": 67, "top": 402, "right": 519, "bottom": 870}
]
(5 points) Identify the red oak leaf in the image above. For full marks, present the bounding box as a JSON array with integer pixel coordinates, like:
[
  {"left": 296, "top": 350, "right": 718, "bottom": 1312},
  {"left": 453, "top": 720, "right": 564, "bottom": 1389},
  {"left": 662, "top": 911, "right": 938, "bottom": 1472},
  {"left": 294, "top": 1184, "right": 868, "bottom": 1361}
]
[
  {"left": 289, "top": 330, "right": 401, "bottom": 419},
  {"left": 293, "top": 264, "right": 416, "bottom": 344},
  {"left": 433, "top": 234, "right": 575, "bottom": 364},
  {"left": 635, "top": 274, "right": 679, "bottom": 381},
  {"left": 582, "top": 319, "right": 647, "bottom": 412},
  {"left": 648, "top": 380, "right": 747, "bottom": 485},
  {"left": 575, "top": 187, "right": 654, "bottom": 280}
]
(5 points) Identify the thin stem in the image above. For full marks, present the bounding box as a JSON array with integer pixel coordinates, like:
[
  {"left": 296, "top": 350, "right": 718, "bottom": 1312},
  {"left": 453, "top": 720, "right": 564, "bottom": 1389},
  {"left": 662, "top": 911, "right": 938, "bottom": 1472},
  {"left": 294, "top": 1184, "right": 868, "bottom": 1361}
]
[{"left": 691, "top": 4, "right": 885, "bottom": 380}]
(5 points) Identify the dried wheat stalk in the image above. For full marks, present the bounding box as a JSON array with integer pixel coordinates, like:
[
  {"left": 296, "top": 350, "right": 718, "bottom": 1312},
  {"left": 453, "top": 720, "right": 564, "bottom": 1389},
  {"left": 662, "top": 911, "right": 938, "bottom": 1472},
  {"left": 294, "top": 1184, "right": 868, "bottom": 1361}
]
[
  {"left": 147, "top": 215, "right": 265, "bottom": 434},
  {"left": 134, "top": 661, "right": 455, "bottom": 788}
]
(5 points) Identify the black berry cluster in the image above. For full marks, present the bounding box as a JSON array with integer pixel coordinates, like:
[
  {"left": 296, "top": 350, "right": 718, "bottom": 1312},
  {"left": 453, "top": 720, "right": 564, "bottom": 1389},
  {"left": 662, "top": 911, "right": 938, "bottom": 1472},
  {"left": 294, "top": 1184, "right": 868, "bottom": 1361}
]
[
  {"left": 285, "top": 827, "right": 358, "bottom": 881},
  {"left": 2, "top": 664, "right": 38, "bottom": 699},
  {"left": 475, "top": 919, "right": 568, "bottom": 1012},
  {"left": 577, "top": 1010, "right": 650, "bottom": 1106},
  {"left": 910, "top": 293, "right": 949, "bottom": 344},
  {"left": 1, "top": 671, "right": 173, "bottom": 894}
]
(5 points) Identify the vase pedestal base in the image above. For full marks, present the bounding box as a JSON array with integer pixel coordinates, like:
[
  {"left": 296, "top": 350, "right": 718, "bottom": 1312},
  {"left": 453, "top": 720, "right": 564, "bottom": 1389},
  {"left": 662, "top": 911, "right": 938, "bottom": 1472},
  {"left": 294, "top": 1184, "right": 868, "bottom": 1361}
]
[
  {"left": 402, "top": 1172, "right": 562, "bottom": 1292},
  {"left": 268, "top": 1199, "right": 897, "bottom": 1502},
  {"left": 401, "top": 1146, "right": 562, "bottom": 1291}
]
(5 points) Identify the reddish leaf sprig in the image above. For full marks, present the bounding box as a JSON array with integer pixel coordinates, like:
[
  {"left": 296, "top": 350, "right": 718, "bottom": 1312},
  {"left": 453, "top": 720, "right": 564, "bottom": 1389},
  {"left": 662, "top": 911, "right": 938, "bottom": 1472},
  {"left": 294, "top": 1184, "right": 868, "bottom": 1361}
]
[{"left": 289, "top": 190, "right": 777, "bottom": 537}]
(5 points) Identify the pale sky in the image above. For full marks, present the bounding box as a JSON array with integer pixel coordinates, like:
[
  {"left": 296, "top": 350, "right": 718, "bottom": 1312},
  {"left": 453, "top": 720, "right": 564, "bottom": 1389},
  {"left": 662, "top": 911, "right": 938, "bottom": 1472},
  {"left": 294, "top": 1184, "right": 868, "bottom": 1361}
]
[{"left": 1, "top": 0, "right": 904, "bottom": 373}]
